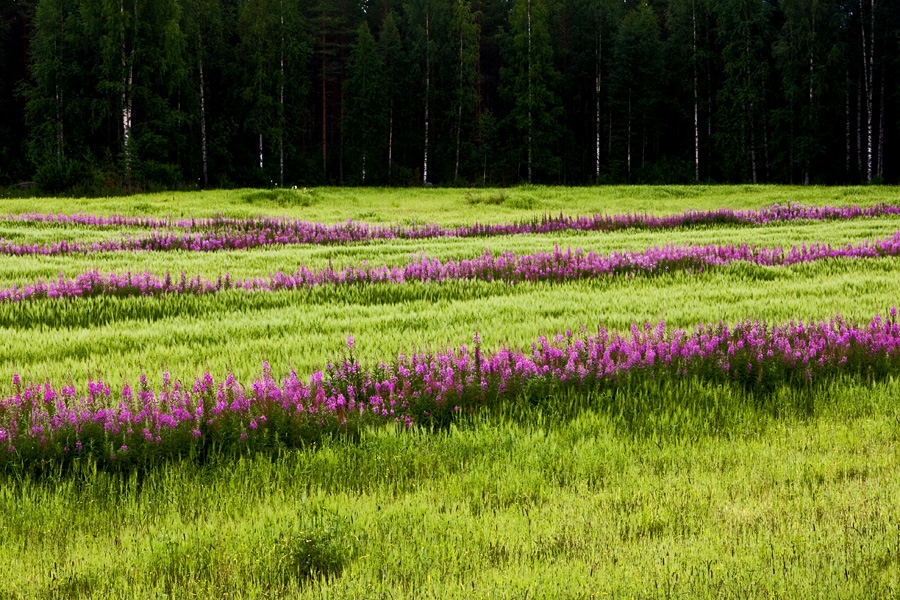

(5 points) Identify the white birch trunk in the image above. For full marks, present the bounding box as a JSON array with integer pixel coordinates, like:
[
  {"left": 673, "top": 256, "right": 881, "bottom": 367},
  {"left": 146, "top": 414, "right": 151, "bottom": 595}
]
[
  {"left": 526, "top": 0, "right": 532, "bottom": 184},
  {"left": 860, "top": 0, "right": 873, "bottom": 182},
  {"left": 595, "top": 31, "right": 601, "bottom": 180},
  {"left": 198, "top": 41, "right": 208, "bottom": 188},
  {"left": 423, "top": 8, "right": 430, "bottom": 185},
  {"left": 55, "top": 85, "right": 64, "bottom": 163},
  {"left": 259, "top": 134, "right": 263, "bottom": 170},
  {"left": 750, "top": 108, "right": 757, "bottom": 184},
  {"left": 857, "top": 73, "right": 863, "bottom": 174},
  {"left": 877, "top": 67, "right": 884, "bottom": 178},
  {"left": 388, "top": 106, "right": 393, "bottom": 183},
  {"left": 120, "top": 0, "right": 133, "bottom": 183},
  {"left": 626, "top": 91, "right": 631, "bottom": 177},
  {"left": 123, "top": 63, "right": 133, "bottom": 182},
  {"left": 692, "top": 0, "right": 699, "bottom": 181},
  {"left": 321, "top": 20, "right": 327, "bottom": 181},
  {"left": 279, "top": 0, "right": 285, "bottom": 187},
  {"left": 809, "top": 9, "right": 815, "bottom": 178},
  {"left": 455, "top": 19, "right": 463, "bottom": 182},
  {"left": 845, "top": 70, "right": 850, "bottom": 176}
]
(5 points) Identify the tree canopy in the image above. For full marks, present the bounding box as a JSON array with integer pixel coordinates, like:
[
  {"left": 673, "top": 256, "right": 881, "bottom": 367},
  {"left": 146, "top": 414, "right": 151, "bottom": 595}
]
[{"left": 1, "top": 0, "right": 899, "bottom": 191}]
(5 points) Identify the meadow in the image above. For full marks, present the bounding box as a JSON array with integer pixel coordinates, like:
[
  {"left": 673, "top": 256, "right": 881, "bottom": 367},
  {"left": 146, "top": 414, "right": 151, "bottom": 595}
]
[{"left": 2, "top": 185, "right": 900, "bottom": 598}]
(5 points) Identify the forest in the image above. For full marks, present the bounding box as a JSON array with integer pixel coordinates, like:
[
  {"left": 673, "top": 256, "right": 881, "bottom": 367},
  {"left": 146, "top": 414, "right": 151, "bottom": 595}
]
[{"left": 1, "top": 0, "right": 899, "bottom": 191}]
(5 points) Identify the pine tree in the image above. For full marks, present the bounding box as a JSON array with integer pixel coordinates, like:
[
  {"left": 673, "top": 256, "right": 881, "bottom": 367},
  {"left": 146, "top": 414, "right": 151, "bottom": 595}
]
[
  {"left": 715, "top": 0, "right": 772, "bottom": 183},
  {"left": 773, "top": 0, "right": 843, "bottom": 184},
  {"left": 344, "top": 22, "right": 387, "bottom": 184},
  {"left": 503, "top": 0, "right": 561, "bottom": 183},
  {"left": 608, "top": 2, "right": 663, "bottom": 180},
  {"left": 450, "top": 0, "right": 479, "bottom": 182},
  {"left": 379, "top": 11, "right": 405, "bottom": 183}
]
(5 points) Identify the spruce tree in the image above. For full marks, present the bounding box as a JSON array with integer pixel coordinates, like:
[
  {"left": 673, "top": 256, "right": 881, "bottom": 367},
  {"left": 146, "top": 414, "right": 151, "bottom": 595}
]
[
  {"left": 379, "top": 11, "right": 406, "bottom": 184},
  {"left": 714, "top": 0, "right": 772, "bottom": 183},
  {"left": 344, "top": 22, "right": 387, "bottom": 184},
  {"left": 503, "top": 0, "right": 561, "bottom": 183},
  {"left": 608, "top": 1, "right": 663, "bottom": 180}
]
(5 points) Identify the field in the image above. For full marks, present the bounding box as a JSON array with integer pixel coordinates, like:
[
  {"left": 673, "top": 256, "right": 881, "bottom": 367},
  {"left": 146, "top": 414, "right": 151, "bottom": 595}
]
[{"left": 2, "top": 185, "right": 900, "bottom": 598}]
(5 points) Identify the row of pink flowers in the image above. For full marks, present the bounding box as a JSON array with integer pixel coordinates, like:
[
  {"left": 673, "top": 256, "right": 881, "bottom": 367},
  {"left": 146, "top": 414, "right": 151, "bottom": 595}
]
[
  {"left": 3, "top": 232, "right": 900, "bottom": 303},
  {"left": 2, "top": 311, "right": 898, "bottom": 470},
  {"left": 2, "top": 202, "right": 900, "bottom": 255}
]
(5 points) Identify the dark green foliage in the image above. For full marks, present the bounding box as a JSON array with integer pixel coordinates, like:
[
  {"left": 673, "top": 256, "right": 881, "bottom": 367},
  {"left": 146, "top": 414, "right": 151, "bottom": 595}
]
[
  {"left": 502, "top": 0, "right": 562, "bottom": 183},
  {"left": 608, "top": 2, "right": 665, "bottom": 180},
  {"left": 344, "top": 23, "right": 386, "bottom": 184},
  {"left": 714, "top": 0, "right": 772, "bottom": 183},
  {"left": 6, "top": 0, "right": 900, "bottom": 189}
]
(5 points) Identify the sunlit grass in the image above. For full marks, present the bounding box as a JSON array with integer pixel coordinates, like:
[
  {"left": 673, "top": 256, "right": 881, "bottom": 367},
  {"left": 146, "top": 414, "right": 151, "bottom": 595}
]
[
  {"left": 3, "top": 184, "right": 898, "bottom": 223},
  {"left": 2, "top": 186, "right": 900, "bottom": 598},
  {"left": 2, "top": 387, "right": 898, "bottom": 598}
]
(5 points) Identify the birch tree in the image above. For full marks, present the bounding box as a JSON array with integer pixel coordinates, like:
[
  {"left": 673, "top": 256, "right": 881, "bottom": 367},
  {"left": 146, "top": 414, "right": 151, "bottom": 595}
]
[
  {"left": 715, "top": 0, "right": 772, "bottom": 183},
  {"left": 406, "top": 0, "right": 450, "bottom": 185},
  {"left": 609, "top": 2, "right": 663, "bottom": 179},
  {"left": 504, "top": 0, "right": 561, "bottom": 183},
  {"left": 774, "top": 0, "right": 843, "bottom": 184},
  {"left": 344, "top": 22, "right": 386, "bottom": 184},
  {"left": 451, "top": 0, "right": 479, "bottom": 182},
  {"left": 379, "top": 11, "right": 405, "bottom": 183}
]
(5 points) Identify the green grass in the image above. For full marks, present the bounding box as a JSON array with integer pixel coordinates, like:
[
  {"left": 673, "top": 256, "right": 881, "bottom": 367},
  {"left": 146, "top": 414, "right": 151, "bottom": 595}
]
[
  {"left": 2, "top": 258, "right": 900, "bottom": 388},
  {"left": 2, "top": 382, "right": 899, "bottom": 598},
  {"left": 2, "top": 186, "right": 900, "bottom": 598},
  {"left": 2, "top": 184, "right": 899, "bottom": 224},
  {"left": 2, "top": 214, "right": 900, "bottom": 287}
]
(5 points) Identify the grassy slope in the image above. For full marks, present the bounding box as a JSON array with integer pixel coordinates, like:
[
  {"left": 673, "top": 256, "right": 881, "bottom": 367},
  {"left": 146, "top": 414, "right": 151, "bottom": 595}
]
[
  {"left": 2, "top": 184, "right": 898, "bottom": 223},
  {"left": 2, "top": 186, "right": 900, "bottom": 598},
  {"left": 2, "top": 216, "right": 900, "bottom": 385},
  {"left": 2, "top": 391, "right": 898, "bottom": 598}
]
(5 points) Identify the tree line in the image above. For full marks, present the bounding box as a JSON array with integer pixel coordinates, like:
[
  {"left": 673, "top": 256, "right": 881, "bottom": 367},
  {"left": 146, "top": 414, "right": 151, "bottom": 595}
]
[{"left": 1, "top": 0, "right": 898, "bottom": 191}]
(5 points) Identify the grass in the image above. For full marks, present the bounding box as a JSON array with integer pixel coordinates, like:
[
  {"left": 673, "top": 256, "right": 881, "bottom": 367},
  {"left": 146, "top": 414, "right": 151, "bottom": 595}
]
[
  {"left": 2, "top": 257, "right": 900, "bottom": 387},
  {"left": 2, "top": 184, "right": 899, "bottom": 224},
  {"left": 2, "top": 383, "right": 899, "bottom": 598},
  {"left": 2, "top": 185, "right": 900, "bottom": 598},
  {"left": 4, "top": 214, "right": 900, "bottom": 281}
]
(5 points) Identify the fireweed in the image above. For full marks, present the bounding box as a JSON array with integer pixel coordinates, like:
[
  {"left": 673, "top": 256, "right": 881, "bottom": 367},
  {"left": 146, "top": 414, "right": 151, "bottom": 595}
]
[
  {"left": 3, "top": 232, "right": 900, "bottom": 304},
  {"left": 2, "top": 311, "right": 899, "bottom": 473},
  {"left": 2, "top": 202, "right": 900, "bottom": 255}
]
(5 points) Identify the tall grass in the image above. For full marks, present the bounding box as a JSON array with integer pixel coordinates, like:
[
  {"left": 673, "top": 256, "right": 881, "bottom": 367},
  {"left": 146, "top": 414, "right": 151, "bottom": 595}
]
[
  {"left": 2, "top": 187, "right": 900, "bottom": 598},
  {"left": 2, "top": 184, "right": 898, "bottom": 223},
  {"left": 2, "top": 385, "right": 898, "bottom": 597},
  {"left": 2, "top": 258, "right": 900, "bottom": 386}
]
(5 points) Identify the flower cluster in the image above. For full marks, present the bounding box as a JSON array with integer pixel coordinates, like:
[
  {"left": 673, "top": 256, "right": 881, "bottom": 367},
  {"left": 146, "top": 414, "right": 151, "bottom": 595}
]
[
  {"left": 2, "top": 311, "right": 899, "bottom": 472},
  {"left": 4, "top": 232, "right": 900, "bottom": 303},
  {"left": 2, "top": 202, "right": 899, "bottom": 255}
]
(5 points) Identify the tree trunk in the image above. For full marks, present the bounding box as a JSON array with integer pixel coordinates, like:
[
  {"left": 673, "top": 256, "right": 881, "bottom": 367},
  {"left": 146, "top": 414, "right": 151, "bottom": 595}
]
[
  {"left": 860, "top": 0, "right": 873, "bottom": 182},
  {"left": 845, "top": 69, "right": 850, "bottom": 177},
  {"left": 198, "top": 33, "right": 208, "bottom": 188},
  {"left": 55, "top": 84, "right": 64, "bottom": 163},
  {"left": 388, "top": 101, "right": 393, "bottom": 183},
  {"left": 121, "top": 0, "right": 134, "bottom": 184},
  {"left": 626, "top": 90, "right": 631, "bottom": 177},
  {"left": 321, "top": 15, "right": 327, "bottom": 182},
  {"left": 692, "top": 0, "right": 699, "bottom": 181},
  {"left": 857, "top": 72, "right": 863, "bottom": 175},
  {"left": 279, "top": 0, "right": 284, "bottom": 187},
  {"left": 877, "top": 63, "right": 884, "bottom": 178},
  {"left": 423, "top": 7, "right": 430, "bottom": 185},
  {"left": 455, "top": 20, "right": 463, "bottom": 182},
  {"left": 526, "top": 0, "right": 532, "bottom": 184},
  {"left": 595, "top": 30, "right": 601, "bottom": 181}
]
